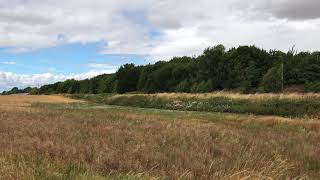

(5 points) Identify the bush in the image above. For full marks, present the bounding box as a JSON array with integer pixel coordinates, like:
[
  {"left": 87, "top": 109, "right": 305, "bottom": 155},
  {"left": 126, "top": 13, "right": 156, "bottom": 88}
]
[
  {"left": 191, "top": 80, "right": 213, "bottom": 93},
  {"left": 260, "top": 66, "right": 282, "bottom": 93},
  {"left": 305, "top": 82, "right": 320, "bottom": 93},
  {"left": 175, "top": 80, "right": 191, "bottom": 92}
]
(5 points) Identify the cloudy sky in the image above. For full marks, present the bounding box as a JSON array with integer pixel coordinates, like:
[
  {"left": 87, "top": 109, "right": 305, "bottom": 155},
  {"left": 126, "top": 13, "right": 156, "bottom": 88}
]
[{"left": 0, "top": 0, "right": 320, "bottom": 91}]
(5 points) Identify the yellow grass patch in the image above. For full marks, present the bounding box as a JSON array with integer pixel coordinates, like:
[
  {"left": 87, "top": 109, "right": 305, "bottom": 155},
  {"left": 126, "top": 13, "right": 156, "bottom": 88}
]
[
  {"left": 0, "top": 95, "right": 81, "bottom": 111},
  {"left": 112, "top": 92, "right": 320, "bottom": 101}
]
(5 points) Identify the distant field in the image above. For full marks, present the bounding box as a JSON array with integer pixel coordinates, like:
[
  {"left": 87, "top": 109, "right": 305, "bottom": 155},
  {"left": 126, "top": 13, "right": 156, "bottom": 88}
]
[
  {"left": 0, "top": 95, "right": 319, "bottom": 179},
  {"left": 71, "top": 92, "right": 320, "bottom": 118},
  {"left": 0, "top": 95, "right": 81, "bottom": 111}
]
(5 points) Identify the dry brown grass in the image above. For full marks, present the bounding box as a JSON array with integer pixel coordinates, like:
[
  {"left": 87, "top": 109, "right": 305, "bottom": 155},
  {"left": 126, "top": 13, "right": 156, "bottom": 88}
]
[
  {"left": 0, "top": 95, "right": 81, "bottom": 112},
  {"left": 111, "top": 92, "right": 320, "bottom": 102},
  {"left": 0, "top": 95, "right": 319, "bottom": 179}
]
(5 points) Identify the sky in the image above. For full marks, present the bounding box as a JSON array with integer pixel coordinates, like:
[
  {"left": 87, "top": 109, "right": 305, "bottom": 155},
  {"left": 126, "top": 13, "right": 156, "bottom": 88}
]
[{"left": 1, "top": 0, "right": 320, "bottom": 91}]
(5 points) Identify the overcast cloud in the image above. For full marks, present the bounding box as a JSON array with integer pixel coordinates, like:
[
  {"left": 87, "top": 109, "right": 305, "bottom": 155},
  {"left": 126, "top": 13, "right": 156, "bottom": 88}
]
[
  {"left": 1, "top": 0, "right": 320, "bottom": 55},
  {"left": 253, "top": 0, "right": 320, "bottom": 20},
  {"left": 1, "top": 0, "right": 320, "bottom": 91}
]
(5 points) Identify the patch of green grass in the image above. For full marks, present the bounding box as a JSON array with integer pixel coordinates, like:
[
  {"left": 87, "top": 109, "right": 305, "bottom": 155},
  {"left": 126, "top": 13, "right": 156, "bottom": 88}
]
[
  {"left": 70, "top": 93, "right": 320, "bottom": 118},
  {"left": 305, "top": 157, "right": 320, "bottom": 172}
]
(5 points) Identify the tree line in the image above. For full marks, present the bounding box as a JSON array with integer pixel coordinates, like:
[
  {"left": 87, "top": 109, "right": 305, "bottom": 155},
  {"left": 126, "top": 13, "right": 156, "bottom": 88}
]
[{"left": 3, "top": 44, "right": 320, "bottom": 95}]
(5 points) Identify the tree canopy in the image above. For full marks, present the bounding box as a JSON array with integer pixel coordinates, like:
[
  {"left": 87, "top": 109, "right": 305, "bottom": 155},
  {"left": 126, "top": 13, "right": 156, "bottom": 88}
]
[{"left": 3, "top": 44, "right": 320, "bottom": 95}]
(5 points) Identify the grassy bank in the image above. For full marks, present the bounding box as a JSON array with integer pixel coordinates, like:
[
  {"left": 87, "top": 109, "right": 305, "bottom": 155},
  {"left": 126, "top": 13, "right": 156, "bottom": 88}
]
[{"left": 70, "top": 92, "right": 320, "bottom": 118}]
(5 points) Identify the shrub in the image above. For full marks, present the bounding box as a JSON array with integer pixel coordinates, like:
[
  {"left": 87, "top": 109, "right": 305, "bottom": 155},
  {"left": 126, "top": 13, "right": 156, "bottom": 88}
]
[
  {"left": 305, "top": 82, "right": 320, "bottom": 93},
  {"left": 175, "top": 80, "right": 191, "bottom": 92},
  {"left": 260, "top": 66, "right": 282, "bottom": 93},
  {"left": 191, "top": 80, "right": 213, "bottom": 93}
]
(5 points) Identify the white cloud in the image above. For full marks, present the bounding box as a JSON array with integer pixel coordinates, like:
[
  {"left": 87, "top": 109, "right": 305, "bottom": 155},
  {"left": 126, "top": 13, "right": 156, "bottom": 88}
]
[
  {"left": 0, "top": 69, "right": 116, "bottom": 91},
  {"left": 0, "top": 1, "right": 319, "bottom": 56},
  {"left": 0, "top": 0, "right": 319, "bottom": 60},
  {"left": 0, "top": 61, "right": 16, "bottom": 65},
  {"left": 0, "top": 8, "right": 52, "bottom": 25},
  {"left": 87, "top": 63, "right": 118, "bottom": 69}
]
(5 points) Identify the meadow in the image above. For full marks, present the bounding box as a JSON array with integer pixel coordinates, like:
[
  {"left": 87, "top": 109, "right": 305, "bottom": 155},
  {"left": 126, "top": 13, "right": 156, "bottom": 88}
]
[{"left": 0, "top": 94, "right": 319, "bottom": 179}]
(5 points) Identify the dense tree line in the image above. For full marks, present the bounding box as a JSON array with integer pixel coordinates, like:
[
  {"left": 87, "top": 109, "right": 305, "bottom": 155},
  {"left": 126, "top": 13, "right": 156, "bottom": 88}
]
[
  {"left": 3, "top": 44, "right": 320, "bottom": 95},
  {"left": 1, "top": 87, "right": 38, "bottom": 95}
]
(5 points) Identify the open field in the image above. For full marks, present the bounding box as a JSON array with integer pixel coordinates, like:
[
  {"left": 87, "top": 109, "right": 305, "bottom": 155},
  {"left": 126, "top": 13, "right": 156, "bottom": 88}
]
[
  {"left": 0, "top": 95, "right": 81, "bottom": 112},
  {"left": 0, "top": 95, "right": 320, "bottom": 179},
  {"left": 71, "top": 92, "right": 320, "bottom": 118}
]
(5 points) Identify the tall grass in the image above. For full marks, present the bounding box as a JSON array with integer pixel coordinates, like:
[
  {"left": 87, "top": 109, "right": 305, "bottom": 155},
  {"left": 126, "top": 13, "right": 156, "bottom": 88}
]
[{"left": 0, "top": 95, "right": 319, "bottom": 179}]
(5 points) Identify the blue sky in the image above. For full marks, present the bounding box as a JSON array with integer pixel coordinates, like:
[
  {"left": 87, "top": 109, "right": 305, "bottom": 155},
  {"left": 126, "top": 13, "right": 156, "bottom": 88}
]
[
  {"left": 0, "top": 42, "right": 150, "bottom": 91},
  {"left": 1, "top": 0, "right": 320, "bottom": 91},
  {"left": 0, "top": 42, "right": 148, "bottom": 74},
  {"left": 0, "top": 41, "right": 153, "bottom": 91}
]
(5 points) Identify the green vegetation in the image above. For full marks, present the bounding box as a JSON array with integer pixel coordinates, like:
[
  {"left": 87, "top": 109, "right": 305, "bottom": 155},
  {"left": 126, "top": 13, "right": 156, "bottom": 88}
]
[
  {"left": 305, "top": 82, "right": 320, "bottom": 93},
  {"left": 259, "top": 65, "right": 283, "bottom": 93},
  {"left": 70, "top": 93, "right": 320, "bottom": 118},
  {"left": 0, "top": 155, "right": 155, "bottom": 180},
  {"left": 1, "top": 86, "right": 38, "bottom": 95},
  {"left": 4, "top": 44, "right": 320, "bottom": 95}
]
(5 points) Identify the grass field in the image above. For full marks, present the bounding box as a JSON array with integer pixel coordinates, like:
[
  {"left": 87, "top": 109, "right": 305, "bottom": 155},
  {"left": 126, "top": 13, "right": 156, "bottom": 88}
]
[
  {"left": 0, "top": 95, "right": 319, "bottom": 179},
  {"left": 0, "top": 95, "right": 81, "bottom": 112}
]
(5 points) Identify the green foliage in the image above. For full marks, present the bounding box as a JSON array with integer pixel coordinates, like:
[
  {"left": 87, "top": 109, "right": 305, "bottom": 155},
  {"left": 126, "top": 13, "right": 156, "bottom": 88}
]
[
  {"left": 4, "top": 45, "right": 320, "bottom": 95},
  {"left": 28, "top": 88, "right": 39, "bottom": 95},
  {"left": 71, "top": 93, "right": 320, "bottom": 118},
  {"left": 191, "top": 80, "right": 213, "bottom": 93},
  {"left": 198, "top": 45, "right": 228, "bottom": 89},
  {"left": 57, "top": 79, "right": 80, "bottom": 94},
  {"left": 97, "top": 74, "right": 116, "bottom": 93},
  {"left": 115, "top": 64, "right": 141, "bottom": 94},
  {"left": 229, "top": 46, "right": 275, "bottom": 92},
  {"left": 175, "top": 80, "right": 191, "bottom": 92},
  {"left": 305, "top": 82, "right": 320, "bottom": 93},
  {"left": 259, "top": 65, "right": 283, "bottom": 93},
  {"left": 1, "top": 86, "right": 39, "bottom": 95}
]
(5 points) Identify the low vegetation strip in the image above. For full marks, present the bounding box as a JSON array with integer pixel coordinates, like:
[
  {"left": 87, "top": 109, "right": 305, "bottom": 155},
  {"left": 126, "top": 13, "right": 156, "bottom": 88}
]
[{"left": 70, "top": 93, "right": 320, "bottom": 118}]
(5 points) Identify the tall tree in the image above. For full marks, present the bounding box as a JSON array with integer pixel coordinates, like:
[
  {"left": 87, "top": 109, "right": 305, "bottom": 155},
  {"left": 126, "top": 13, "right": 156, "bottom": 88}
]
[{"left": 115, "top": 64, "right": 140, "bottom": 93}]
